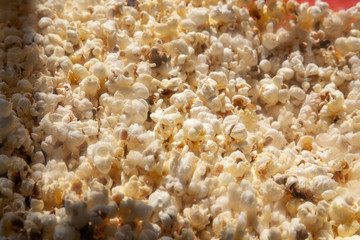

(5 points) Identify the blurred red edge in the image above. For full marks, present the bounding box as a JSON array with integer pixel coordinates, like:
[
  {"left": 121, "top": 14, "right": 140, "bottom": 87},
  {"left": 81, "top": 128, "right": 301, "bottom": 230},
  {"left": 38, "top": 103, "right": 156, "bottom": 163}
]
[{"left": 293, "top": 0, "right": 358, "bottom": 11}]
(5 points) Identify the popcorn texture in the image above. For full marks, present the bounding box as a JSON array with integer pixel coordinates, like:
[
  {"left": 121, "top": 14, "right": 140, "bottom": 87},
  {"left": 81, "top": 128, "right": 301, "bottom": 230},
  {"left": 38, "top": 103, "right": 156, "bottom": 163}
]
[{"left": 1, "top": 0, "right": 360, "bottom": 239}]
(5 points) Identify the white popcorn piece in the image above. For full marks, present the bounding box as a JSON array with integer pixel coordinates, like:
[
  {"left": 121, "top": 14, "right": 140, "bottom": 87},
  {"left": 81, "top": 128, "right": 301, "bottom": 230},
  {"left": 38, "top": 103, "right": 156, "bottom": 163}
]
[
  {"left": 183, "top": 204, "right": 210, "bottom": 230},
  {"left": 53, "top": 224, "right": 80, "bottom": 240},
  {"left": 337, "top": 220, "right": 359, "bottom": 237},
  {"left": 87, "top": 141, "right": 114, "bottom": 174},
  {"left": 188, "top": 8, "right": 209, "bottom": 29},
  {"left": 311, "top": 176, "right": 336, "bottom": 197},
  {"left": 212, "top": 211, "right": 233, "bottom": 237},
  {"left": 259, "top": 59, "right": 272, "bottom": 73},
  {"left": 72, "top": 64, "right": 90, "bottom": 82},
  {"left": 90, "top": 204, "right": 112, "bottom": 226},
  {"left": 19, "top": 178, "right": 34, "bottom": 196},
  {"left": 183, "top": 119, "right": 205, "bottom": 142},
  {"left": 265, "top": 129, "right": 287, "bottom": 149},
  {"left": 7, "top": 156, "right": 30, "bottom": 182},
  {"left": 289, "top": 85, "right": 306, "bottom": 102},
  {"left": 209, "top": 71, "right": 228, "bottom": 90},
  {"left": 64, "top": 200, "right": 89, "bottom": 229},
  {"left": 297, "top": 201, "right": 317, "bottom": 225},
  {"left": 278, "top": 67, "right": 294, "bottom": 81},
  {"left": 260, "top": 83, "right": 279, "bottom": 106},
  {"left": 38, "top": 17, "right": 53, "bottom": 29},
  {"left": 90, "top": 62, "right": 108, "bottom": 81},
  {"left": 30, "top": 199, "right": 44, "bottom": 211},
  {"left": 262, "top": 33, "right": 279, "bottom": 51},
  {"left": 66, "top": 28, "right": 80, "bottom": 45},
  {"left": 63, "top": 41, "right": 74, "bottom": 54},
  {"left": 330, "top": 196, "right": 359, "bottom": 224},
  {"left": 346, "top": 37, "right": 360, "bottom": 52},
  {"left": 229, "top": 123, "right": 247, "bottom": 141},
  {"left": 119, "top": 198, "right": 137, "bottom": 223},
  {"left": 260, "top": 179, "right": 284, "bottom": 202},
  {"left": 79, "top": 75, "right": 101, "bottom": 96},
  {"left": 119, "top": 99, "right": 148, "bottom": 125},
  {"left": 210, "top": 4, "right": 236, "bottom": 25},
  {"left": 86, "top": 191, "right": 109, "bottom": 211},
  {"left": 132, "top": 82, "right": 150, "bottom": 99},
  {"left": 335, "top": 37, "right": 349, "bottom": 55},
  {"left": 66, "top": 130, "right": 86, "bottom": 151},
  {"left": 240, "top": 190, "right": 257, "bottom": 210}
]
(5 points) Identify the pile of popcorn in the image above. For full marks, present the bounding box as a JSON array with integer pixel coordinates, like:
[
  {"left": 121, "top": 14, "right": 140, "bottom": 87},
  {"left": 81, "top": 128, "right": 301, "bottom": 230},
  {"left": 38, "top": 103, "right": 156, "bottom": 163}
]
[{"left": 1, "top": 0, "right": 360, "bottom": 239}]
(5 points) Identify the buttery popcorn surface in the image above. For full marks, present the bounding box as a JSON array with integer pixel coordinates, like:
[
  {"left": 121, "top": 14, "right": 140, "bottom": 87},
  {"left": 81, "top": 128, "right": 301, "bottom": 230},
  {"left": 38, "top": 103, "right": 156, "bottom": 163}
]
[{"left": 1, "top": 0, "right": 360, "bottom": 239}]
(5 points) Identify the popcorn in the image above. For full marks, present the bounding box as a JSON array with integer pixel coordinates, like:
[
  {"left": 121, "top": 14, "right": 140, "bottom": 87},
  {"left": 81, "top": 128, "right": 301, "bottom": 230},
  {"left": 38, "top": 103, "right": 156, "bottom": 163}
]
[
  {"left": 139, "top": 229, "right": 158, "bottom": 240},
  {"left": 7, "top": 156, "right": 30, "bottom": 182},
  {"left": 19, "top": 178, "right": 34, "bottom": 196},
  {"left": 288, "top": 218, "right": 309, "bottom": 240},
  {"left": 310, "top": 175, "right": 337, "bottom": 199},
  {"left": 79, "top": 75, "right": 100, "bottom": 96},
  {"left": 188, "top": 8, "right": 209, "bottom": 30},
  {"left": 337, "top": 220, "right": 359, "bottom": 237},
  {"left": 183, "top": 204, "right": 210, "bottom": 230},
  {"left": 2, "top": 0, "right": 360, "bottom": 238},
  {"left": 264, "top": 129, "right": 287, "bottom": 149},
  {"left": 0, "top": 212, "right": 25, "bottom": 238},
  {"left": 229, "top": 123, "right": 247, "bottom": 141},
  {"left": 212, "top": 211, "right": 233, "bottom": 237},
  {"left": 148, "top": 189, "right": 171, "bottom": 212},
  {"left": 323, "top": 14, "right": 345, "bottom": 39},
  {"left": 86, "top": 191, "right": 109, "bottom": 210},
  {"left": 64, "top": 201, "right": 88, "bottom": 227},
  {"left": 329, "top": 196, "right": 359, "bottom": 224},
  {"left": 71, "top": 64, "right": 90, "bottom": 82},
  {"left": 0, "top": 154, "right": 10, "bottom": 175},
  {"left": 53, "top": 224, "right": 80, "bottom": 240},
  {"left": 119, "top": 99, "right": 148, "bottom": 125},
  {"left": 119, "top": 198, "right": 152, "bottom": 223},
  {"left": 210, "top": 4, "right": 236, "bottom": 25},
  {"left": 260, "top": 227, "right": 282, "bottom": 240},
  {"left": 262, "top": 33, "right": 279, "bottom": 51},
  {"left": 260, "top": 82, "right": 279, "bottom": 106},
  {"left": 209, "top": 71, "right": 228, "bottom": 90},
  {"left": 90, "top": 62, "right": 108, "bottom": 81},
  {"left": 115, "top": 225, "right": 134, "bottom": 240},
  {"left": 30, "top": 199, "right": 44, "bottom": 211},
  {"left": 240, "top": 190, "right": 257, "bottom": 211},
  {"left": 38, "top": 17, "right": 53, "bottom": 29},
  {"left": 183, "top": 119, "right": 205, "bottom": 142},
  {"left": 319, "top": 89, "right": 345, "bottom": 117},
  {"left": 259, "top": 59, "right": 272, "bottom": 73},
  {"left": 260, "top": 179, "right": 285, "bottom": 202},
  {"left": 87, "top": 141, "right": 114, "bottom": 174}
]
